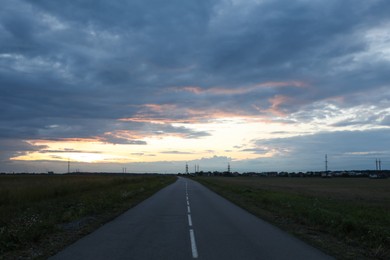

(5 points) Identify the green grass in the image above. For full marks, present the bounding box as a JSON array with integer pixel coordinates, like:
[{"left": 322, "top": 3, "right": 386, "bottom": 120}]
[
  {"left": 0, "top": 174, "right": 176, "bottom": 259},
  {"left": 195, "top": 177, "right": 390, "bottom": 259}
]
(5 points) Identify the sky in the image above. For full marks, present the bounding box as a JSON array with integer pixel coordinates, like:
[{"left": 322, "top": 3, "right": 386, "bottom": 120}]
[{"left": 1, "top": 0, "right": 390, "bottom": 173}]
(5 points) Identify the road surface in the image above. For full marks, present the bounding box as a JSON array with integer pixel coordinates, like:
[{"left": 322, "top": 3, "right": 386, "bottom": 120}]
[{"left": 51, "top": 177, "right": 333, "bottom": 259}]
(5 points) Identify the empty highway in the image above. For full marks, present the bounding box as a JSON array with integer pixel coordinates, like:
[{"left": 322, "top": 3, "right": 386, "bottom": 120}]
[{"left": 51, "top": 177, "right": 333, "bottom": 259}]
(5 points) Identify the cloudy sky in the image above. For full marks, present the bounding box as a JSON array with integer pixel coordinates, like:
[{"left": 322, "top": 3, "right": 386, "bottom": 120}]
[{"left": 1, "top": 0, "right": 390, "bottom": 173}]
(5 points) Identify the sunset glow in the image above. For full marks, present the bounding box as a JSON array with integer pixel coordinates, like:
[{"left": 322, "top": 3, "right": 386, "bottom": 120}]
[{"left": 1, "top": 0, "right": 390, "bottom": 173}]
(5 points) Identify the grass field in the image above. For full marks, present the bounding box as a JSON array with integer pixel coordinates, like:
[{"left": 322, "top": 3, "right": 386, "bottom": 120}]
[
  {"left": 0, "top": 174, "right": 176, "bottom": 259},
  {"left": 195, "top": 176, "right": 390, "bottom": 260}
]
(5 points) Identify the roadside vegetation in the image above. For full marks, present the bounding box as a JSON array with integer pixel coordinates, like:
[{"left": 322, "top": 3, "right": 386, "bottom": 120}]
[
  {"left": 195, "top": 176, "right": 389, "bottom": 259},
  {"left": 0, "top": 174, "right": 176, "bottom": 259}
]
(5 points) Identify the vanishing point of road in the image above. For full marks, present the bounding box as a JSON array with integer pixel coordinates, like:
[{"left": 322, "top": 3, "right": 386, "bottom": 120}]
[{"left": 51, "top": 177, "right": 333, "bottom": 260}]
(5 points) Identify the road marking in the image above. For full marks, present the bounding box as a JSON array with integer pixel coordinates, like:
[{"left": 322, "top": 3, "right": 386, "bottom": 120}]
[
  {"left": 189, "top": 229, "right": 199, "bottom": 258},
  {"left": 185, "top": 180, "right": 198, "bottom": 258}
]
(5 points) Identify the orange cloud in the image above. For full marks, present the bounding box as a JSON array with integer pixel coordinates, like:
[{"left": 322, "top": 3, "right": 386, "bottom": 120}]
[
  {"left": 172, "top": 80, "right": 308, "bottom": 95},
  {"left": 121, "top": 106, "right": 273, "bottom": 126},
  {"left": 267, "top": 95, "right": 291, "bottom": 116},
  {"left": 254, "top": 81, "right": 308, "bottom": 88},
  {"left": 28, "top": 138, "right": 99, "bottom": 143},
  {"left": 141, "top": 103, "right": 178, "bottom": 112},
  {"left": 102, "top": 130, "right": 145, "bottom": 141}
]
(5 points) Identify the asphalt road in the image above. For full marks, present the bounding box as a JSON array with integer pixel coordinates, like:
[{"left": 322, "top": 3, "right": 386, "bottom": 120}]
[{"left": 51, "top": 177, "right": 333, "bottom": 260}]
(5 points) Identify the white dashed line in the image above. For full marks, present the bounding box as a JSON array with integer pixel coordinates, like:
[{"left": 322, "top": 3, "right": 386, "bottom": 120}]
[
  {"left": 185, "top": 181, "right": 198, "bottom": 258},
  {"left": 189, "top": 229, "right": 199, "bottom": 258}
]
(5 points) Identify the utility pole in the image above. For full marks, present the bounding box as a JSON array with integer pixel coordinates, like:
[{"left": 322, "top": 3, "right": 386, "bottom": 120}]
[
  {"left": 379, "top": 159, "right": 382, "bottom": 171},
  {"left": 325, "top": 154, "right": 328, "bottom": 172},
  {"left": 376, "top": 159, "right": 378, "bottom": 171},
  {"left": 185, "top": 162, "right": 189, "bottom": 174},
  {"left": 67, "top": 158, "right": 70, "bottom": 174},
  {"left": 227, "top": 162, "right": 231, "bottom": 173}
]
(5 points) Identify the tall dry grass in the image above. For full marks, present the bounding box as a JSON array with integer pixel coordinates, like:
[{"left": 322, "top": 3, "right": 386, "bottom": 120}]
[
  {"left": 0, "top": 174, "right": 176, "bottom": 258},
  {"left": 195, "top": 176, "right": 390, "bottom": 259}
]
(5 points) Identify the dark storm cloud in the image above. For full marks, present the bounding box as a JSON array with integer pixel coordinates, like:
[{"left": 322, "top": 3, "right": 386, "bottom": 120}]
[
  {"left": 2, "top": 0, "right": 389, "bottom": 120},
  {"left": 160, "top": 151, "right": 194, "bottom": 155},
  {"left": 241, "top": 148, "right": 270, "bottom": 155},
  {"left": 249, "top": 129, "right": 390, "bottom": 170},
  {"left": 125, "top": 122, "right": 211, "bottom": 139},
  {"left": 109, "top": 121, "right": 211, "bottom": 141},
  {"left": 0, "top": 139, "right": 47, "bottom": 162},
  {"left": 100, "top": 136, "right": 147, "bottom": 145},
  {"left": 255, "top": 130, "right": 390, "bottom": 154},
  {"left": 38, "top": 149, "right": 102, "bottom": 154},
  {"left": 1, "top": 0, "right": 390, "bottom": 170}
]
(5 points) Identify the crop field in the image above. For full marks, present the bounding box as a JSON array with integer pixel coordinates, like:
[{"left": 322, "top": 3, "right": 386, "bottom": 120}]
[
  {"left": 0, "top": 174, "right": 176, "bottom": 259},
  {"left": 195, "top": 176, "right": 389, "bottom": 260}
]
